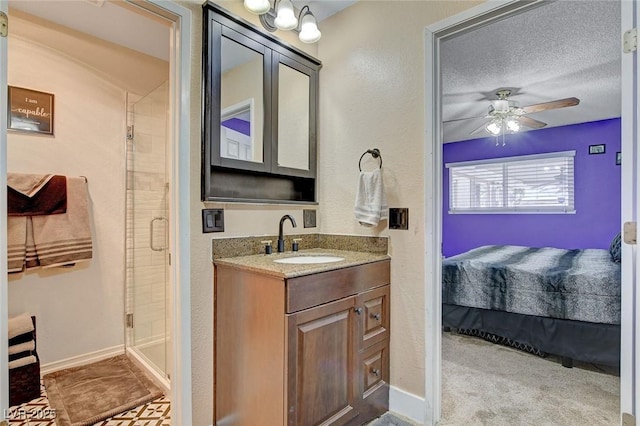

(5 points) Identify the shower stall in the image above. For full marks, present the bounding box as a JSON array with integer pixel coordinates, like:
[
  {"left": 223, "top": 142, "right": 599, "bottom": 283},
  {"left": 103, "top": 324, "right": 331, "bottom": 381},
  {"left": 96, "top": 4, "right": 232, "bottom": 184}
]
[{"left": 124, "top": 82, "right": 171, "bottom": 390}]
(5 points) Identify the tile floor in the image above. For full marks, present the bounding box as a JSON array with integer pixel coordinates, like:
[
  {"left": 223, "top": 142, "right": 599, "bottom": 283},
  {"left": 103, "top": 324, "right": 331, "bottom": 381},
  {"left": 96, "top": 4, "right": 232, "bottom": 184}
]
[{"left": 7, "top": 382, "right": 171, "bottom": 425}]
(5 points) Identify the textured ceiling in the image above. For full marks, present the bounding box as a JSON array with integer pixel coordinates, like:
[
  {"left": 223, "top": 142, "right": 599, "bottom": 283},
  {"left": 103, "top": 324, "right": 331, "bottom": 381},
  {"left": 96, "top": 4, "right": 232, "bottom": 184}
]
[{"left": 441, "top": 0, "right": 621, "bottom": 143}]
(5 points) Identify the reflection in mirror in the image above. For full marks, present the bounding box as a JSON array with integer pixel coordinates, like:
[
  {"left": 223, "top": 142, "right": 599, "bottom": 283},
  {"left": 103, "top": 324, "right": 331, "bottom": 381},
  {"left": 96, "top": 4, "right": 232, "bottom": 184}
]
[
  {"left": 278, "top": 63, "right": 310, "bottom": 171},
  {"left": 221, "top": 99, "right": 254, "bottom": 161},
  {"left": 221, "top": 36, "right": 264, "bottom": 163}
]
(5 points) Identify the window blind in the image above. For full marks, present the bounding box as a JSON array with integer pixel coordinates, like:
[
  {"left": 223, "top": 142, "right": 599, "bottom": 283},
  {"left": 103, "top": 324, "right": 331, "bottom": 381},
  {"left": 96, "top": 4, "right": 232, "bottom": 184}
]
[{"left": 446, "top": 151, "right": 575, "bottom": 214}]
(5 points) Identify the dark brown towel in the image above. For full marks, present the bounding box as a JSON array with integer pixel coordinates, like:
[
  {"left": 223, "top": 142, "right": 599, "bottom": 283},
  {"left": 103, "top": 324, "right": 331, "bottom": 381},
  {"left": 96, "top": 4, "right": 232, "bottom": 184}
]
[{"left": 8, "top": 175, "right": 67, "bottom": 216}]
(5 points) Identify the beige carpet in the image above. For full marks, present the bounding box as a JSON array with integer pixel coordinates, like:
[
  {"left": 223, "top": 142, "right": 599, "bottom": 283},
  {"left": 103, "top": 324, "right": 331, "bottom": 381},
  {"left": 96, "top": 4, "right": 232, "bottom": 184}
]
[
  {"left": 43, "top": 355, "right": 163, "bottom": 426},
  {"left": 441, "top": 332, "right": 619, "bottom": 425}
]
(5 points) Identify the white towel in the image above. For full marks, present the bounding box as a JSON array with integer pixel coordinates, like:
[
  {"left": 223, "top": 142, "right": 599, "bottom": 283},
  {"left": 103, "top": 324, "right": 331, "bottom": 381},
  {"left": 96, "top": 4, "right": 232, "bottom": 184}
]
[
  {"left": 8, "top": 313, "right": 34, "bottom": 340},
  {"left": 9, "top": 340, "right": 35, "bottom": 355},
  {"left": 9, "top": 355, "right": 37, "bottom": 370},
  {"left": 354, "top": 169, "right": 388, "bottom": 227}
]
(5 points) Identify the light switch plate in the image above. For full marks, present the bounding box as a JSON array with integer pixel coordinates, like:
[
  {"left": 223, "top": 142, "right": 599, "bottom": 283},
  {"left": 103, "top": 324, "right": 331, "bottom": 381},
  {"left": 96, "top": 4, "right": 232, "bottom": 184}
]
[
  {"left": 303, "top": 209, "right": 317, "bottom": 228},
  {"left": 202, "top": 208, "right": 224, "bottom": 233}
]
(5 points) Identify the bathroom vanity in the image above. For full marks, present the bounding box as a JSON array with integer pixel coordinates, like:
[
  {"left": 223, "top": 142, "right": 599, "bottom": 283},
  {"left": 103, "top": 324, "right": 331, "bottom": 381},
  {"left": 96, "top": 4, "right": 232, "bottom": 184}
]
[{"left": 214, "top": 249, "right": 391, "bottom": 426}]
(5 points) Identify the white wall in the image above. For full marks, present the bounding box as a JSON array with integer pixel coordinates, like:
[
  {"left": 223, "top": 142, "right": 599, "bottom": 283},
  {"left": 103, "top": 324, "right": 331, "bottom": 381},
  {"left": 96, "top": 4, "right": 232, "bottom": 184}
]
[
  {"left": 316, "top": 0, "right": 480, "bottom": 401},
  {"left": 181, "top": 0, "right": 319, "bottom": 423},
  {"left": 180, "top": 0, "right": 483, "bottom": 423},
  {"left": 7, "top": 36, "right": 127, "bottom": 363}
]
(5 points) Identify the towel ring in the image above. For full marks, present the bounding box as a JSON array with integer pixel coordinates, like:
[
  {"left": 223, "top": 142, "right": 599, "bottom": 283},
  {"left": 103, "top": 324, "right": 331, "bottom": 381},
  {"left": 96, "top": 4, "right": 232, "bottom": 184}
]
[{"left": 359, "top": 148, "right": 382, "bottom": 171}]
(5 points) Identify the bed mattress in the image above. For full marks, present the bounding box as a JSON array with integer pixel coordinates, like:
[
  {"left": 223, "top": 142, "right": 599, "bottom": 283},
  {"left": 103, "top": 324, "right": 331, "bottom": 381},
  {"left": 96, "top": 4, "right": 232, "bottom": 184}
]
[{"left": 442, "top": 245, "right": 621, "bottom": 324}]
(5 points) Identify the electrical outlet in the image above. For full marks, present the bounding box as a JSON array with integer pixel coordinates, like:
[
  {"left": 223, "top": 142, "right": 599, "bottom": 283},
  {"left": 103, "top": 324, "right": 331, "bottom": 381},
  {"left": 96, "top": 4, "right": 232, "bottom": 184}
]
[
  {"left": 389, "top": 208, "right": 409, "bottom": 230},
  {"left": 303, "top": 209, "right": 317, "bottom": 228}
]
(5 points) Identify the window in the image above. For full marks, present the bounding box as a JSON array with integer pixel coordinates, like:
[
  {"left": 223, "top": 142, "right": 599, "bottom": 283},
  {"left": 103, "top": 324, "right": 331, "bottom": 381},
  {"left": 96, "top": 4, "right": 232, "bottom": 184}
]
[{"left": 446, "top": 151, "right": 575, "bottom": 214}]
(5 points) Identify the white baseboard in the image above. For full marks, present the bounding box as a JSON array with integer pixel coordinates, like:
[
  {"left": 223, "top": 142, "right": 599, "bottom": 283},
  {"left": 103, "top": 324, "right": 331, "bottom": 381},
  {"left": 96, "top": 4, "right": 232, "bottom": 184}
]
[
  {"left": 40, "top": 345, "right": 125, "bottom": 376},
  {"left": 389, "top": 385, "right": 426, "bottom": 424}
]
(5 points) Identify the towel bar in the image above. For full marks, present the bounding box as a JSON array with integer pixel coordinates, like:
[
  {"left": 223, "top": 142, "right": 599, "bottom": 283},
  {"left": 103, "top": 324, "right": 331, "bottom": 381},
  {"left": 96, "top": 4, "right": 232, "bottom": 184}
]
[{"left": 358, "top": 148, "right": 382, "bottom": 171}]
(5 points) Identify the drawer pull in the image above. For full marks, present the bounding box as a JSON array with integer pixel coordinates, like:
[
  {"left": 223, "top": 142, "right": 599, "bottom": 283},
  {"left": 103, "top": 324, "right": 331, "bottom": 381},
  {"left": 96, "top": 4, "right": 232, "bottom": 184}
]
[
  {"left": 354, "top": 307, "right": 363, "bottom": 315},
  {"left": 370, "top": 313, "right": 381, "bottom": 321},
  {"left": 371, "top": 368, "right": 380, "bottom": 377}
]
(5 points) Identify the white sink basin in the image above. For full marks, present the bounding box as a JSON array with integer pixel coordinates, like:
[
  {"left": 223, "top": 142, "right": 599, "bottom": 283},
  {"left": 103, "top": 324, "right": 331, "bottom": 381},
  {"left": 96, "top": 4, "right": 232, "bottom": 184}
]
[{"left": 273, "top": 255, "right": 345, "bottom": 265}]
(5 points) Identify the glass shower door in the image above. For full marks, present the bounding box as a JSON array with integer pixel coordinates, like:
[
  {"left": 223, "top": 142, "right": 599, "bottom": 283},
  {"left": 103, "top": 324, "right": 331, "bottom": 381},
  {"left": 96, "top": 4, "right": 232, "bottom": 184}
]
[{"left": 126, "top": 82, "right": 171, "bottom": 381}]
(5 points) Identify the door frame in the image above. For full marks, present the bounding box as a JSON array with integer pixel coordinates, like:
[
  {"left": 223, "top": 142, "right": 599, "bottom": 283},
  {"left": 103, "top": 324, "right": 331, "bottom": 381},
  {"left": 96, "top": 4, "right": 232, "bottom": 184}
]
[
  {"left": 0, "top": 1, "right": 193, "bottom": 423},
  {"left": 622, "top": 0, "right": 639, "bottom": 418},
  {"left": 0, "top": 0, "right": 8, "bottom": 416},
  {"left": 423, "top": 1, "right": 633, "bottom": 424},
  {"left": 126, "top": 1, "right": 193, "bottom": 424}
]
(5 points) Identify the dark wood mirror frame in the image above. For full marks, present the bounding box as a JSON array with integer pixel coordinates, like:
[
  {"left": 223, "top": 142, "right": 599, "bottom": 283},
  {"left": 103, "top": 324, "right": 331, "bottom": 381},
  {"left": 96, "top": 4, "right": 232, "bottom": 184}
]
[{"left": 202, "top": 2, "right": 321, "bottom": 203}]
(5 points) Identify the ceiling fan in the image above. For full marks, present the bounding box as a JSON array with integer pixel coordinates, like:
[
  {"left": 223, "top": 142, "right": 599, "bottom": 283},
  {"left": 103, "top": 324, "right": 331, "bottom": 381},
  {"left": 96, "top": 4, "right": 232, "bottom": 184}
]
[{"left": 444, "top": 89, "right": 580, "bottom": 137}]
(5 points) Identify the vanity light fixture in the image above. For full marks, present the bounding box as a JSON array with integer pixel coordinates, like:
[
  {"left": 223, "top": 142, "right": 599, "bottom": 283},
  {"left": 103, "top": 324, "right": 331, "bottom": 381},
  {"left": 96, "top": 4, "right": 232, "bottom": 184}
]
[
  {"left": 244, "top": 0, "right": 271, "bottom": 15},
  {"left": 244, "top": 0, "right": 322, "bottom": 43}
]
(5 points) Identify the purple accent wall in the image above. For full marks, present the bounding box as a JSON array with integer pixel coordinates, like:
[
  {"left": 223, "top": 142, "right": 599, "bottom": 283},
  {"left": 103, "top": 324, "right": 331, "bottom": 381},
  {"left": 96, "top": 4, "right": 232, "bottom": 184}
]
[
  {"left": 443, "top": 118, "right": 621, "bottom": 257},
  {"left": 221, "top": 118, "right": 250, "bottom": 136}
]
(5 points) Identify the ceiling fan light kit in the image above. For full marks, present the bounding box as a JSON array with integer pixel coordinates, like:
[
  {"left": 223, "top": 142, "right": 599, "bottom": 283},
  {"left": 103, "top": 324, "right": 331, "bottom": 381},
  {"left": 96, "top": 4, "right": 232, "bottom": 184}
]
[{"left": 445, "top": 89, "right": 580, "bottom": 144}]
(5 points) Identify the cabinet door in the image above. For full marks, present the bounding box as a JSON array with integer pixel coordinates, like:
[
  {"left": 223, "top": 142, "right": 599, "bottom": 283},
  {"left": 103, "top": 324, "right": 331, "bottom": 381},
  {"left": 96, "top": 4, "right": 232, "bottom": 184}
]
[
  {"left": 207, "top": 22, "right": 272, "bottom": 173},
  {"left": 286, "top": 297, "right": 359, "bottom": 426},
  {"left": 355, "top": 285, "right": 390, "bottom": 350},
  {"left": 271, "top": 52, "right": 317, "bottom": 178}
]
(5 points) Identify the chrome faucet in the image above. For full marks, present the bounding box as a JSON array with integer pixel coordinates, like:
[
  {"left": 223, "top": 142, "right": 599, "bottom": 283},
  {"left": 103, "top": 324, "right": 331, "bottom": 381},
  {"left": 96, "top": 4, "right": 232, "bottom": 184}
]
[{"left": 278, "top": 214, "right": 297, "bottom": 253}]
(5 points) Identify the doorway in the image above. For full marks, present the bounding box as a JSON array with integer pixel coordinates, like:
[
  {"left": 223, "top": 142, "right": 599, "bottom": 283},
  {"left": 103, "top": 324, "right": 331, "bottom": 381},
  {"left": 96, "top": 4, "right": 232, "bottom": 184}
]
[
  {"left": 0, "top": 1, "right": 192, "bottom": 422},
  {"left": 424, "top": 0, "right": 633, "bottom": 424}
]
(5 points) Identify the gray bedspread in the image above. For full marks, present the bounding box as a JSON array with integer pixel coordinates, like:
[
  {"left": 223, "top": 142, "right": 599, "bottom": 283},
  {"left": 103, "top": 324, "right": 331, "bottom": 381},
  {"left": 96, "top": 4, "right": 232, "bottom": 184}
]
[{"left": 442, "top": 245, "right": 621, "bottom": 324}]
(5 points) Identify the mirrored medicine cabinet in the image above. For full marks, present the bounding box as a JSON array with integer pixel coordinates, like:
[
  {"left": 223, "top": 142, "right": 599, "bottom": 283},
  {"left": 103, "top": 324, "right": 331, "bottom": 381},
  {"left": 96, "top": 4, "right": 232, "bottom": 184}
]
[{"left": 202, "top": 2, "right": 321, "bottom": 203}]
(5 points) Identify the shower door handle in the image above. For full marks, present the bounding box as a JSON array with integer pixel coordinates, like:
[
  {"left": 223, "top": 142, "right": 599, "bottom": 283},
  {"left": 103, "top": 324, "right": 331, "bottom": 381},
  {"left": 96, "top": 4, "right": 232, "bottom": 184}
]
[{"left": 150, "top": 216, "right": 168, "bottom": 252}]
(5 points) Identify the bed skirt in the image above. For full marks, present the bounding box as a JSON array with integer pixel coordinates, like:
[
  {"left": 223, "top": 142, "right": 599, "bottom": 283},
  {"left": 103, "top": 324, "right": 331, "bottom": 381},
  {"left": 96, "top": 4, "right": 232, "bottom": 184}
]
[{"left": 442, "top": 303, "right": 620, "bottom": 368}]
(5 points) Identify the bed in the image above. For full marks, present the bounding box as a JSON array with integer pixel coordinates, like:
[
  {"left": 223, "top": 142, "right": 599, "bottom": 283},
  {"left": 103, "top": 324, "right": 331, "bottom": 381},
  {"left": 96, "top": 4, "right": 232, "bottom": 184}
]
[{"left": 442, "top": 245, "right": 621, "bottom": 367}]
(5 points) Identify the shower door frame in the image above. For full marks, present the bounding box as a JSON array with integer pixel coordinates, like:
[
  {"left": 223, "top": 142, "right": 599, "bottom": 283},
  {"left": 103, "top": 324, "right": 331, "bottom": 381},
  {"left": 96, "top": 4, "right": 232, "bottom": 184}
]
[{"left": 126, "top": 82, "right": 172, "bottom": 390}]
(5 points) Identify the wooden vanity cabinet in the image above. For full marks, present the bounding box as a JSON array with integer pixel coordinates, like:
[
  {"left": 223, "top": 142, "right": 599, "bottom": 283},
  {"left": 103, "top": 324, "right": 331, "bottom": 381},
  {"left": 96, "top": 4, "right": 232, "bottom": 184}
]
[{"left": 214, "top": 260, "right": 390, "bottom": 426}]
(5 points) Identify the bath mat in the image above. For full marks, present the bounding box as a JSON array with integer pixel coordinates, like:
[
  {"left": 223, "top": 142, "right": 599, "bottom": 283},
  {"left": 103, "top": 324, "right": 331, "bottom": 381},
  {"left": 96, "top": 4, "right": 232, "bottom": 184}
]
[{"left": 43, "top": 355, "right": 163, "bottom": 426}]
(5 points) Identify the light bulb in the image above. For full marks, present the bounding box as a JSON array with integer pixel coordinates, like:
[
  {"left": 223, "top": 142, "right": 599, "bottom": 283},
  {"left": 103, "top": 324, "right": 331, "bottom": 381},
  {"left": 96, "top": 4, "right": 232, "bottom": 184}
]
[
  {"left": 506, "top": 118, "right": 520, "bottom": 132},
  {"left": 486, "top": 120, "right": 502, "bottom": 135},
  {"left": 274, "top": 0, "right": 298, "bottom": 30},
  {"left": 244, "top": 0, "right": 271, "bottom": 15},
  {"left": 299, "top": 11, "right": 321, "bottom": 43}
]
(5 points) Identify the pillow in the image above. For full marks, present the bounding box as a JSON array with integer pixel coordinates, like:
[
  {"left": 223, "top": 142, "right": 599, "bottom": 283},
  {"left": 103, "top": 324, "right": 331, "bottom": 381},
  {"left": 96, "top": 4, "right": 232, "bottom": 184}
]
[{"left": 609, "top": 232, "right": 622, "bottom": 263}]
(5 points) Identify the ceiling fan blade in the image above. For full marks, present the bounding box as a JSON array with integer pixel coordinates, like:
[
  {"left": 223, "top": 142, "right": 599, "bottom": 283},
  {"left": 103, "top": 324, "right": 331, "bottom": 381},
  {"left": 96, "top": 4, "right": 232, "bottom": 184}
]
[
  {"left": 443, "top": 114, "right": 488, "bottom": 124},
  {"left": 518, "top": 116, "right": 547, "bottom": 129},
  {"left": 469, "top": 121, "right": 489, "bottom": 135},
  {"left": 522, "top": 97, "right": 580, "bottom": 114}
]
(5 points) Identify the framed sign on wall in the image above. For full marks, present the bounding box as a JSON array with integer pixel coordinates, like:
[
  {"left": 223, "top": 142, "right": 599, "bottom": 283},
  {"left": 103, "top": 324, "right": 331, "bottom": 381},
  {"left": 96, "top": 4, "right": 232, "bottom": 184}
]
[{"left": 8, "top": 86, "right": 54, "bottom": 135}]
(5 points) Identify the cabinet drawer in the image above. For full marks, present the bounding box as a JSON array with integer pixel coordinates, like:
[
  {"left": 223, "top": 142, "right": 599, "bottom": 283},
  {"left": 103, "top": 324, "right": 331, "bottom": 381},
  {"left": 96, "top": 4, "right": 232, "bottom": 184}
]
[
  {"left": 286, "top": 260, "right": 390, "bottom": 313},
  {"left": 360, "top": 340, "right": 389, "bottom": 402},
  {"left": 356, "top": 285, "right": 390, "bottom": 349}
]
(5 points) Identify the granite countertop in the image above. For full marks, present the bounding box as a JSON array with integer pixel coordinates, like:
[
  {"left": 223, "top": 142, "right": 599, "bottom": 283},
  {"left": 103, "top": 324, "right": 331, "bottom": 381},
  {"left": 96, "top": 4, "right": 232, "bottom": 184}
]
[{"left": 213, "top": 248, "right": 390, "bottom": 279}]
